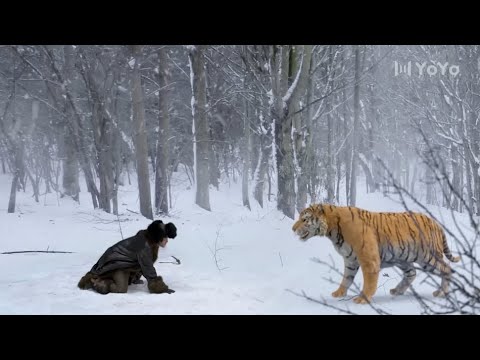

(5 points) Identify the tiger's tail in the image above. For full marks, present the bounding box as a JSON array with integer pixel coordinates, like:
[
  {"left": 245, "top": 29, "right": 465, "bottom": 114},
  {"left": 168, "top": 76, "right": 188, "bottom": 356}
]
[{"left": 442, "top": 233, "right": 461, "bottom": 263}]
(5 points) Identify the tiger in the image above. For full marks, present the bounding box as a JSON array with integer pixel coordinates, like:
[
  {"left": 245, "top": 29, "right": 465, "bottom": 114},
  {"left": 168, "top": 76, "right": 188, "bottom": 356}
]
[{"left": 292, "top": 203, "right": 461, "bottom": 304}]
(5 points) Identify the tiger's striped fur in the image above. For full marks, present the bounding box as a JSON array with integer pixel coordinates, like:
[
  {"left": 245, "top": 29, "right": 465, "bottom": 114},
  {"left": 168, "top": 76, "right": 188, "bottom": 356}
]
[{"left": 292, "top": 203, "right": 461, "bottom": 304}]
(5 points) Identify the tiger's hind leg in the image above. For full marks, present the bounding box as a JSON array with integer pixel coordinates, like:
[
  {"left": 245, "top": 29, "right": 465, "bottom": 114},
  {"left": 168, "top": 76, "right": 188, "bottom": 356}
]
[
  {"left": 390, "top": 263, "right": 416, "bottom": 296},
  {"left": 421, "top": 255, "right": 453, "bottom": 298},
  {"left": 432, "top": 259, "right": 453, "bottom": 298}
]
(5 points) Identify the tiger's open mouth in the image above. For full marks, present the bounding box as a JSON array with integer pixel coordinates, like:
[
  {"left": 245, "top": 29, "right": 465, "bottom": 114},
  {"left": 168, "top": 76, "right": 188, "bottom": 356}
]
[{"left": 299, "top": 231, "right": 310, "bottom": 240}]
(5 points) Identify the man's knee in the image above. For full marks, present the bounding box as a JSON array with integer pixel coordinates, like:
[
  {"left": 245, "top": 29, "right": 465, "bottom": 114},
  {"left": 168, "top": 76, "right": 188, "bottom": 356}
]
[
  {"left": 92, "top": 278, "right": 113, "bottom": 295},
  {"left": 110, "top": 270, "right": 129, "bottom": 293},
  {"left": 110, "top": 282, "right": 128, "bottom": 293}
]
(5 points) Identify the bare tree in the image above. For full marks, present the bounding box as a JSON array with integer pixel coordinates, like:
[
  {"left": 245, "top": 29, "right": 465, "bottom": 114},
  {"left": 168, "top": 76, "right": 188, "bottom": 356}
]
[
  {"left": 154, "top": 47, "right": 170, "bottom": 215},
  {"left": 378, "top": 144, "right": 480, "bottom": 314},
  {"left": 270, "top": 45, "right": 312, "bottom": 219},
  {"left": 130, "top": 45, "right": 153, "bottom": 219},
  {"left": 188, "top": 45, "right": 211, "bottom": 211},
  {"left": 61, "top": 45, "right": 80, "bottom": 201},
  {"left": 349, "top": 45, "right": 361, "bottom": 206},
  {"left": 241, "top": 77, "right": 251, "bottom": 210}
]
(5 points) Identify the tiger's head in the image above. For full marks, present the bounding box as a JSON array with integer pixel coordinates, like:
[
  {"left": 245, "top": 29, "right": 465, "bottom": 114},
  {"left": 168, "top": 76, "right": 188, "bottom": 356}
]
[{"left": 292, "top": 204, "right": 329, "bottom": 241}]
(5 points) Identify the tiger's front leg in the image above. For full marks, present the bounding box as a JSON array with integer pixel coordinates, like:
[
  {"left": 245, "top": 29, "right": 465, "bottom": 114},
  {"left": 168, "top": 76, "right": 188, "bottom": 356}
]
[
  {"left": 353, "top": 257, "right": 380, "bottom": 304},
  {"left": 352, "top": 233, "right": 380, "bottom": 304},
  {"left": 332, "top": 260, "right": 360, "bottom": 298}
]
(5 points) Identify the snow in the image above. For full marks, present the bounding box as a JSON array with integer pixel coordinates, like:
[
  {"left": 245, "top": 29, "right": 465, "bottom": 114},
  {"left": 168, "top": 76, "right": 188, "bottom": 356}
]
[
  {"left": 0, "top": 171, "right": 473, "bottom": 315},
  {"left": 266, "top": 89, "right": 273, "bottom": 106},
  {"left": 120, "top": 131, "right": 134, "bottom": 153}
]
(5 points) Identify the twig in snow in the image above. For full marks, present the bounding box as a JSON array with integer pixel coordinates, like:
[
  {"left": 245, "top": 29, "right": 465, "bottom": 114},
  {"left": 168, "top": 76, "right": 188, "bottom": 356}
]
[
  {"left": 117, "top": 213, "right": 124, "bottom": 239},
  {"left": 2, "top": 250, "right": 74, "bottom": 254},
  {"left": 157, "top": 256, "right": 181, "bottom": 265}
]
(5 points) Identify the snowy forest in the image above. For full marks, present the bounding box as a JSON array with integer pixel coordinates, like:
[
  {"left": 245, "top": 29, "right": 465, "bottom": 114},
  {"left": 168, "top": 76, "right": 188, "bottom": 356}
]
[
  {"left": 0, "top": 45, "right": 479, "bottom": 315},
  {"left": 1, "top": 45, "right": 479, "bottom": 218}
]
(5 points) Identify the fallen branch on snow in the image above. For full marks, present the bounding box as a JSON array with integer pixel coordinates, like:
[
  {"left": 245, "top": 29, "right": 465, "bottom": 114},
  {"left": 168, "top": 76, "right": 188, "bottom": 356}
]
[
  {"left": 157, "top": 255, "right": 181, "bottom": 265},
  {"left": 2, "top": 250, "right": 74, "bottom": 254}
]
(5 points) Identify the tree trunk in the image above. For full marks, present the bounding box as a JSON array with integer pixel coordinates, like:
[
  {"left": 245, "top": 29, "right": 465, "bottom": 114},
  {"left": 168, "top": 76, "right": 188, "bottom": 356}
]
[
  {"left": 82, "top": 55, "right": 115, "bottom": 215},
  {"left": 294, "top": 110, "right": 309, "bottom": 212},
  {"left": 130, "top": 44, "right": 153, "bottom": 220},
  {"left": 188, "top": 45, "right": 211, "bottom": 211},
  {"left": 273, "top": 46, "right": 294, "bottom": 218},
  {"left": 349, "top": 45, "right": 361, "bottom": 206},
  {"left": 250, "top": 109, "right": 260, "bottom": 181},
  {"left": 410, "top": 160, "right": 418, "bottom": 196},
  {"left": 155, "top": 47, "right": 170, "bottom": 215},
  {"left": 324, "top": 47, "right": 335, "bottom": 203},
  {"left": 45, "top": 46, "right": 99, "bottom": 208},
  {"left": 450, "top": 144, "right": 460, "bottom": 211},
  {"left": 358, "top": 154, "right": 375, "bottom": 195},
  {"left": 112, "top": 125, "right": 120, "bottom": 216},
  {"left": 7, "top": 145, "right": 22, "bottom": 213},
  {"left": 91, "top": 99, "right": 113, "bottom": 214},
  {"left": 208, "top": 128, "right": 220, "bottom": 190},
  {"left": 471, "top": 117, "right": 480, "bottom": 215},
  {"left": 343, "top": 74, "right": 351, "bottom": 204},
  {"left": 426, "top": 165, "right": 434, "bottom": 205},
  {"left": 62, "top": 45, "right": 80, "bottom": 201},
  {"left": 253, "top": 97, "right": 271, "bottom": 208},
  {"left": 459, "top": 145, "right": 464, "bottom": 213},
  {"left": 306, "top": 58, "right": 317, "bottom": 203},
  {"left": 8, "top": 174, "right": 18, "bottom": 213},
  {"left": 272, "top": 45, "right": 312, "bottom": 219},
  {"left": 242, "top": 94, "right": 251, "bottom": 210},
  {"left": 293, "top": 48, "right": 310, "bottom": 213},
  {"left": 326, "top": 92, "right": 335, "bottom": 203},
  {"left": 7, "top": 61, "right": 24, "bottom": 213},
  {"left": 367, "top": 48, "right": 380, "bottom": 193}
]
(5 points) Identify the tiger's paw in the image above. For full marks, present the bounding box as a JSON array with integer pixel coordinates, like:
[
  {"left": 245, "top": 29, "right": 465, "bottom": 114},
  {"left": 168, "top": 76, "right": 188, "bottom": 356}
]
[
  {"left": 433, "top": 290, "right": 446, "bottom": 298},
  {"left": 332, "top": 288, "right": 347, "bottom": 298},
  {"left": 390, "top": 288, "right": 406, "bottom": 296},
  {"left": 353, "top": 295, "right": 371, "bottom": 304}
]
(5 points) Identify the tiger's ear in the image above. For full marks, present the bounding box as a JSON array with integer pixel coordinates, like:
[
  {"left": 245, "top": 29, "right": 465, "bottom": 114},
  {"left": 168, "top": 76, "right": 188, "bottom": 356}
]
[{"left": 312, "top": 203, "right": 324, "bottom": 214}]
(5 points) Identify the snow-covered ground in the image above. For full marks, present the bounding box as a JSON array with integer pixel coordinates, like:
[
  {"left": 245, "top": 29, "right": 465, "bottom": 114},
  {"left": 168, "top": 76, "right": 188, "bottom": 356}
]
[{"left": 0, "top": 170, "right": 472, "bottom": 314}]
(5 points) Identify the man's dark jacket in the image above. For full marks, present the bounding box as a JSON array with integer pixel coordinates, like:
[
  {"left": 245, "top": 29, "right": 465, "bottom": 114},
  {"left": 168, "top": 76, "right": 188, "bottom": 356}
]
[{"left": 89, "top": 230, "right": 157, "bottom": 281}]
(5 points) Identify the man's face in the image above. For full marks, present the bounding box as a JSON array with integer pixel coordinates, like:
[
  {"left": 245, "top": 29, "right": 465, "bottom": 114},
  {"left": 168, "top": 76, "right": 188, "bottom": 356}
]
[{"left": 160, "top": 238, "right": 168, "bottom": 248}]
